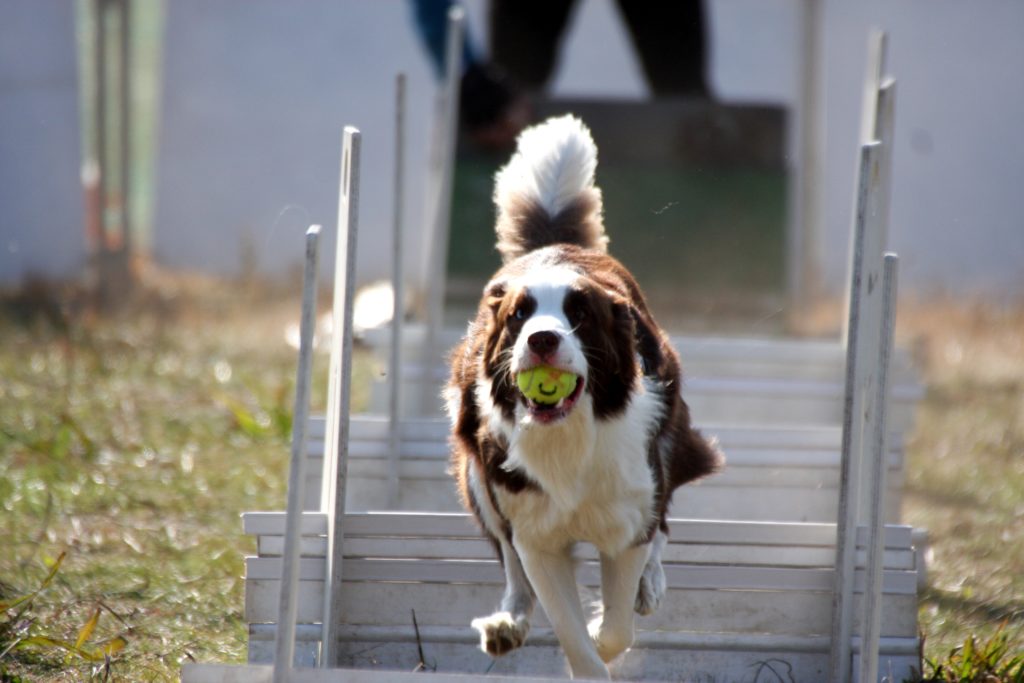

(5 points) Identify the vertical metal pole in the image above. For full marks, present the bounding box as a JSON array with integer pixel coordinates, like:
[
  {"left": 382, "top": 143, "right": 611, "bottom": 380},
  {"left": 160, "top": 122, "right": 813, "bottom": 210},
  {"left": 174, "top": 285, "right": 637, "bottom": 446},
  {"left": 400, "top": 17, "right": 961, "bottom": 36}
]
[
  {"left": 855, "top": 79, "right": 896, "bottom": 526},
  {"left": 788, "top": 0, "right": 824, "bottom": 326},
  {"left": 387, "top": 74, "right": 407, "bottom": 508},
  {"left": 118, "top": 0, "right": 132, "bottom": 257},
  {"left": 829, "top": 141, "right": 881, "bottom": 683},
  {"left": 421, "top": 6, "right": 464, "bottom": 406},
  {"left": 94, "top": 0, "right": 108, "bottom": 250},
  {"left": 860, "top": 30, "right": 888, "bottom": 152},
  {"left": 858, "top": 253, "right": 899, "bottom": 683},
  {"left": 274, "top": 226, "right": 322, "bottom": 680},
  {"left": 320, "top": 128, "right": 361, "bottom": 668},
  {"left": 843, "top": 31, "right": 887, "bottom": 343}
]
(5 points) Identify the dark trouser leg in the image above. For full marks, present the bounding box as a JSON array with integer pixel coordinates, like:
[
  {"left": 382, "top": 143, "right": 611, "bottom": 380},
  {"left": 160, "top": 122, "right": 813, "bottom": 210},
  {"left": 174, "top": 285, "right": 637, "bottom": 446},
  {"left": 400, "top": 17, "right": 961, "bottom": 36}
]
[
  {"left": 614, "top": 0, "right": 711, "bottom": 97},
  {"left": 489, "top": 0, "right": 577, "bottom": 90}
]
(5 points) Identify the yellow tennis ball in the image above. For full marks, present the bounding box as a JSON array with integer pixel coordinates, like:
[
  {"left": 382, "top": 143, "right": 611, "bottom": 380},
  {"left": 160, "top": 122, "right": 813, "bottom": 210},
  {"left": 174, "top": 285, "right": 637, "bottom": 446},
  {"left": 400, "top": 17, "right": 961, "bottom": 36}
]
[{"left": 516, "top": 365, "right": 579, "bottom": 404}]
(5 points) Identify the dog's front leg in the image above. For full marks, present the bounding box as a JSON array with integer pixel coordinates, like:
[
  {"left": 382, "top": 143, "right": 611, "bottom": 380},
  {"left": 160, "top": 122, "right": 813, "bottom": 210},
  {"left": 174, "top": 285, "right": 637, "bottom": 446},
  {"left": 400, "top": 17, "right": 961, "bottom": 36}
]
[
  {"left": 516, "top": 543, "right": 609, "bottom": 680},
  {"left": 471, "top": 536, "right": 534, "bottom": 656},
  {"left": 589, "top": 541, "right": 651, "bottom": 663}
]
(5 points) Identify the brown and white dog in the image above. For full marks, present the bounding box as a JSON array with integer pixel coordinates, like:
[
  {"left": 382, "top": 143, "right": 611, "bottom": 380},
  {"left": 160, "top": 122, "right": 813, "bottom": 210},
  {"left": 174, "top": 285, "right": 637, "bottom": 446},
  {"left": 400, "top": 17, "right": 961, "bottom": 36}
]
[{"left": 446, "top": 115, "right": 723, "bottom": 679}]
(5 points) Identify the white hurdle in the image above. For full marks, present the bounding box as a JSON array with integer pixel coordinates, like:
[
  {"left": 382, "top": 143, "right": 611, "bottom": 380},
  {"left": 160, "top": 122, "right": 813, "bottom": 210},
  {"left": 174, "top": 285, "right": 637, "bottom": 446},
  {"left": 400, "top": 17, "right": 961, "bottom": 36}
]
[
  {"left": 182, "top": 112, "right": 920, "bottom": 681},
  {"left": 830, "top": 30, "right": 900, "bottom": 683},
  {"left": 184, "top": 26, "right": 922, "bottom": 683}
]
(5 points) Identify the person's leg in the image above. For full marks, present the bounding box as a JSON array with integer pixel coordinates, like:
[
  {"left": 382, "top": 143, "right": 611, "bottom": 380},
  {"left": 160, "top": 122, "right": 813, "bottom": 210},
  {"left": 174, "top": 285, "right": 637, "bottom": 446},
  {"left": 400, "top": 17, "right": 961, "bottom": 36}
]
[
  {"left": 490, "top": 0, "right": 577, "bottom": 90},
  {"left": 614, "top": 0, "right": 711, "bottom": 97}
]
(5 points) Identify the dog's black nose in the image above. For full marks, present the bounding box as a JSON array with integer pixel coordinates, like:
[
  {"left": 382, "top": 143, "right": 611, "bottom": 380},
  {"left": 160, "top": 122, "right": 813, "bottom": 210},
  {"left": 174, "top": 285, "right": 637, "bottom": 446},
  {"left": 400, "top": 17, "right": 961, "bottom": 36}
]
[{"left": 527, "top": 331, "right": 560, "bottom": 357}]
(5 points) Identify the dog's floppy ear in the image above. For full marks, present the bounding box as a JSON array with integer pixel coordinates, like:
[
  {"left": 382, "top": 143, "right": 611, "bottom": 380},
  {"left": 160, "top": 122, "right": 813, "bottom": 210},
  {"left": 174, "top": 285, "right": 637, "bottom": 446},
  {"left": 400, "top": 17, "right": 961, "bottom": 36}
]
[
  {"left": 481, "top": 279, "right": 512, "bottom": 383},
  {"left": 586, "top": 294, "right": 639, "bottom": 419},
  {"left": 484, "top": 280, "right": 507, "bottom": 317},
  {"left": 630, "top": 305, "right": 664, "bottom": 377},
  {"left": 605, "top": 296, "right": 637, "bottom": 375}
]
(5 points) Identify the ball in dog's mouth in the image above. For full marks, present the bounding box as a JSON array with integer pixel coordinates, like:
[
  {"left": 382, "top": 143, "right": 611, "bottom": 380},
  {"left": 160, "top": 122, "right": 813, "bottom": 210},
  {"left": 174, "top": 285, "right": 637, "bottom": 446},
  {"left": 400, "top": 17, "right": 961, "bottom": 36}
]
[{"left": 515, "top": 365, "right": 584, "bottom": 423}]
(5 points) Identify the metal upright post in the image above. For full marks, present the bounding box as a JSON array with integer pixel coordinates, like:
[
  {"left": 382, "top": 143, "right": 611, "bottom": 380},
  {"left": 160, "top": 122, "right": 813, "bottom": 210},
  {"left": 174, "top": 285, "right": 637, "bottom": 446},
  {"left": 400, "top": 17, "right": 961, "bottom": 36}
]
[
  {"left": 421, "top": 6, "right": 464, "bottom": 403},
  {"left": 320, "top": 129, "right": 361, "bottom": 668},
  {"left": 843, "top": 31, "right": 887, "bottom": 343},
  {"left": 274, "top": 226, "right": 322, "bottom": 681},
  {"left": 858, "top": 253, "right": 899, "bottom": 683},
  {"left": 830, "top": 141, "right": 882, "bottom": 683},
  {"left": 388, "top": 74, "right": 407, "bottom": 508},
  {"left": 118, "top": 0, "right": 132, "bottom": 258},
  {"left": 855, "top": 78, "right": 896, "bottom": 528},
  {"left": 788, "top": 0, "right": 824, "bottom": 325}
]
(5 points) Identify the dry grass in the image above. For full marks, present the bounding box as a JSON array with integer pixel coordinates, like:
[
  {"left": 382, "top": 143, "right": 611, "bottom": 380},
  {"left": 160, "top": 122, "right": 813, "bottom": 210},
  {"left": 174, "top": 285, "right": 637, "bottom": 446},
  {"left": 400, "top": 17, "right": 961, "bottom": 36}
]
[
  {"left": 0, "top": 272, "right": 375, "bottom": 681},
  {"left": 802, "top": 293, "right": 1024, "bottom": 667},
  {"left": 897, "top": 298, "right": 1024, "bottom": 662}
]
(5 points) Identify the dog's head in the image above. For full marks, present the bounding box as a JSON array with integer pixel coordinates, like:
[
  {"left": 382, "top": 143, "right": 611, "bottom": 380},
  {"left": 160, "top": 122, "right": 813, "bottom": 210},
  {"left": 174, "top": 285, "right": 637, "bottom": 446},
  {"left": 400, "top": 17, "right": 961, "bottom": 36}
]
[{"left": 479, "top": 247, "right": 650, "bottom": 425}]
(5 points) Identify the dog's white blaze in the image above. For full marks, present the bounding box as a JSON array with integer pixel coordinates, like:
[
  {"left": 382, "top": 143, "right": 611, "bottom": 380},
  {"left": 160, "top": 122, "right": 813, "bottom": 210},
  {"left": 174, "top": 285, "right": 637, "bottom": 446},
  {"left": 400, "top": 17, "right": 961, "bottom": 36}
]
[
  {"left": 510, "top": 266, "right": 586, "bottom": 376},
  {"left": 497, "top": 379, "right": 664, "bottom": 555}
]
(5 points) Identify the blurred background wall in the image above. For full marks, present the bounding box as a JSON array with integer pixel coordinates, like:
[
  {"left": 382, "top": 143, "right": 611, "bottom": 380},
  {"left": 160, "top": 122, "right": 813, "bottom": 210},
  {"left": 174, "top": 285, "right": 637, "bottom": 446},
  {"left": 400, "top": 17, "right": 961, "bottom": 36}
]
[
  {"left": 2, "top": 0, "right": 1022, "bottom": 302},
  {"left": 0, "top": 0, "right": 85, "bottom": 284}
]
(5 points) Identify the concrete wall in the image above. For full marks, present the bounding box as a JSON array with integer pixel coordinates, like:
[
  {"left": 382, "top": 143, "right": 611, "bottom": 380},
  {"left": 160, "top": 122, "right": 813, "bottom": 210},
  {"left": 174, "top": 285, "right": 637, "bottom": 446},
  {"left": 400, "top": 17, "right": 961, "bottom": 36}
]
[
  {"left": 821, "top": 1, "right": 1024, "bottom": 298},
  {"left": 154, "top": 1, "right": 437, "bottom": 284},
  {"left": 6, "top": 0, "right": 1016, "bottom": 299},
  {"left": 0, "top": 0, "right": 85, "bottom": 285}
]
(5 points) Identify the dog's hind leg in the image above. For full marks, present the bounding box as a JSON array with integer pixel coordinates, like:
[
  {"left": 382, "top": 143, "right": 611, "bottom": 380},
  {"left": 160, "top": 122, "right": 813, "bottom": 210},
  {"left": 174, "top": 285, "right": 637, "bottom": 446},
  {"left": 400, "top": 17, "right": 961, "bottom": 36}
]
[{"left": 634, "top": 528, "right": 667, "bottom": 615}]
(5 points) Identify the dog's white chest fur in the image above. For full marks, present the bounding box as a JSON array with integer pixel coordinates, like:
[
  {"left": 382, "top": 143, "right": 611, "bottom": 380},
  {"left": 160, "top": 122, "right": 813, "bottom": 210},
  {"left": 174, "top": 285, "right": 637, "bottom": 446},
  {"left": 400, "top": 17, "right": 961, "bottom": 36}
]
[{"left": 495, "top": 382, "right": 662, "bottom": 555}]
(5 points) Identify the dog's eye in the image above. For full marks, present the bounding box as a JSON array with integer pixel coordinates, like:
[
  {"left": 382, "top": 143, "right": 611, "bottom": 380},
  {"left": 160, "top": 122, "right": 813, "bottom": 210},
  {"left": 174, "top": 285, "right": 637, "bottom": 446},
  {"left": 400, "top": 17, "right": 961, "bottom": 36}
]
[{"left": 513, "top": 307, "right": 527, "bottom": 320}]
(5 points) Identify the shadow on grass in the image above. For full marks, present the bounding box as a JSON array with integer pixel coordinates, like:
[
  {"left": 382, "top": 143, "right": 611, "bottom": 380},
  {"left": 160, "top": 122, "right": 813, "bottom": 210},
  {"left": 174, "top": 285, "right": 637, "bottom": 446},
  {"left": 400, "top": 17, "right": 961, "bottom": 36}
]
[
  {"left": 902, "top": 484, "right": 990, "bottom": 512},
  {"left": 921, "top": 586, "right": 1024, "bottom": 627}
]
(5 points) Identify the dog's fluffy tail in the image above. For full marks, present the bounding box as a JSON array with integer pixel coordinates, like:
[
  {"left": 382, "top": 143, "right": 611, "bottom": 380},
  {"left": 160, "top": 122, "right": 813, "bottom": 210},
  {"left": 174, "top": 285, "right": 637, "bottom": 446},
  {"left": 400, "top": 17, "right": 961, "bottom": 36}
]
[{"left": 493, "top": 115, "right": 607, "bottom": 264}]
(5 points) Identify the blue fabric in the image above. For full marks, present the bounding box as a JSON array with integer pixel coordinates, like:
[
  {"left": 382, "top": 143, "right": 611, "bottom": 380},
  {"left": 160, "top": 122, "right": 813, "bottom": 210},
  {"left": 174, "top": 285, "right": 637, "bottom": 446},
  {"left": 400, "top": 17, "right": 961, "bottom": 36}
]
[{"left": 409, "top": 0, "right": 477, "bottom": 78}]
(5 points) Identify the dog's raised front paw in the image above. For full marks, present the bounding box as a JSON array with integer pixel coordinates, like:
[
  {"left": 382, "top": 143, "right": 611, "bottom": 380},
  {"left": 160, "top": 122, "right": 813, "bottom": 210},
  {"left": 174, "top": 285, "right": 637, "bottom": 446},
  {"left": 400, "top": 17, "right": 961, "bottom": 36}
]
[
  {"left": 634, "top": 557, "right": 666, "bottom": 616},
  {"left": 470, "top": 611, "right": 530, "bottom": 657}
]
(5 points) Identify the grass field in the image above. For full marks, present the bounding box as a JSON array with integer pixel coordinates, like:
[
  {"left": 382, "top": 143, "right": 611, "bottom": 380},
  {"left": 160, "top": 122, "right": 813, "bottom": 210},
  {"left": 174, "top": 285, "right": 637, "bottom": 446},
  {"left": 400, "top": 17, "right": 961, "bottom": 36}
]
[{"left": 1, "top": 277, "right": 1021, "bottom": 681}]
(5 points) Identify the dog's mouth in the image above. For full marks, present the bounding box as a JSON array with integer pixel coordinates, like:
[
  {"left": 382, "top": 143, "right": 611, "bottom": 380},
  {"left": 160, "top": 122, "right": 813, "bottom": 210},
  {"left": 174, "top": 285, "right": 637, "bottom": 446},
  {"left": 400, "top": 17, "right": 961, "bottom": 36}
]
[{"left": 521, "top": 376, "right": 585, "bottom": 424}]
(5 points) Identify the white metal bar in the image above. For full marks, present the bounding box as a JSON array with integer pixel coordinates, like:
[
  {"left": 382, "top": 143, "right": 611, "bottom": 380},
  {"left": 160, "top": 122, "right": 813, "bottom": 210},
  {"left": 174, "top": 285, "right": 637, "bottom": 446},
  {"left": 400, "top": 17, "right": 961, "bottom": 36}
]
[
  {"left": 830, "top": 141, "right": 881, "bottom": 683},
  {"left": 247, "top": 557, "right": 918, "bottom": 596},
  {"left": 788, "top": 0, "right": 824, "bottom": 322},
  {"left": 844, "top": 30, "right": 888, "bottom": 342},
  {"left": 858, "top": 254, "right": 899, "bottom": 682},
  {"left": 420, "top": 5, "right": 464, "bottom": 413},
  {"left": 859, "top": 29, "right": 888, "bottom": 149},
  {"left": 273, "top": 226, "right": 322, "bottom": 680},
  {"left": 873, "top": 80, "right": 896, "bottom": 346},
  {"left": 320, "top": 127, "right": 361, "bottom": 668},
  {"left": 856, "top": 79, "right": 897, "bottom": 525},
  {"left": 244, "top": 509, "right": 914, "bottom": 551},
  {"left": 244, "top": 579, "right": 919, "bottom": 637},
  {"left": 251, "top": 625, "right": 923, "bottom": 656},
  {"left": 256, "top": 534, "right": 915, "bottom": 571},
  {"left": 329, "top": 414, "right": 907, "bottom": 452},
  {"left": 387, "top": 73, "right": 407, "bottom": 509}
]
